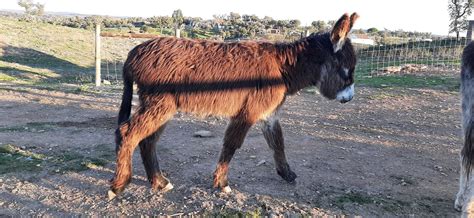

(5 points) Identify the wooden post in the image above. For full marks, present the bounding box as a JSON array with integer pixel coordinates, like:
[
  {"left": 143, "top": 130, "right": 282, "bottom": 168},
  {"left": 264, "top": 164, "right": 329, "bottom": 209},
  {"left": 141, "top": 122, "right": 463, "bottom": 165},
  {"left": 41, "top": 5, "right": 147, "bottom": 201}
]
[
  {"left": 95, "top": 23, "right": 101, "bottom": 87},
  {"left": 175, "top": 28, "right": 181, "bottom": 38},
  {"left": 304, "top": 29, "right": 310, "bottom": 37},
  {"left": 301, "top": 29, "right": 310, "bottom": 38}
]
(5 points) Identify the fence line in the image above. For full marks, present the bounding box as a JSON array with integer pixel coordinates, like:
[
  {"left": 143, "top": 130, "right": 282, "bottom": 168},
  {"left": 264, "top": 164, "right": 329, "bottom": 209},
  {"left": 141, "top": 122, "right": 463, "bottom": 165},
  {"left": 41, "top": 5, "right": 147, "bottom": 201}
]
[{"left": 354, "top": 37, "right": 468, "bottom": 77}]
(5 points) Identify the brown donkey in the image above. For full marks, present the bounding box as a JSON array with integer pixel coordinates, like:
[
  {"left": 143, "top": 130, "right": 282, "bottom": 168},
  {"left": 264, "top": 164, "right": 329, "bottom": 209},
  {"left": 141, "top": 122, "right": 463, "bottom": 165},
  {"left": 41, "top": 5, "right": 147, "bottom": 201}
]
[{"left": 109, "top": 13, "right": 359, "bottom": 198}]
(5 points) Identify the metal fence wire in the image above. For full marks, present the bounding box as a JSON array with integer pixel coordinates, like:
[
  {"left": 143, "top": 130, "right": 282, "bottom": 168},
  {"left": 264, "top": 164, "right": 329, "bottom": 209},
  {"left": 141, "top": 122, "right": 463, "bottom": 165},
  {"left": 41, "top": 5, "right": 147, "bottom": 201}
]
[
  {"left": 354, "top": 36, "right": 467, "bottom": 77},
  {"left": 100, "top": 36, "right": 149, "bottom": 83},
  {"left": 99, "top": 35, "right": 468, "bottom": 83}
]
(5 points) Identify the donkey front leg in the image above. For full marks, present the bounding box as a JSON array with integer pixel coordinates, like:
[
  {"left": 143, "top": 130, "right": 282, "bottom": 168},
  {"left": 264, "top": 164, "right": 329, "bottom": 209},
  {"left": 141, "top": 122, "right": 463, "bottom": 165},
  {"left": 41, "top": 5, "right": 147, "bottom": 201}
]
[
  {"left": 262, "top": 117, "right": 297, "bottom": 183},
  {"left": 111, "top": 101, "right": 176, "bottom": 198},
  {"left": 214, "top": 118, "right": 254, "bottom": 193},
  {"left": 139, "top": 123, "right": 173, "bottom": 193}
]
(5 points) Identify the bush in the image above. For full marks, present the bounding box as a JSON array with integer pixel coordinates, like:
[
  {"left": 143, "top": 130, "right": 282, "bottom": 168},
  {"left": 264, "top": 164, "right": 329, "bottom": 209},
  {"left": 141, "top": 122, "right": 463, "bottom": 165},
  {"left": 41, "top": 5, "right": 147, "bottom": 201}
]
[{"left": 140, "top": 25, "right": 150, "bottom": 33}]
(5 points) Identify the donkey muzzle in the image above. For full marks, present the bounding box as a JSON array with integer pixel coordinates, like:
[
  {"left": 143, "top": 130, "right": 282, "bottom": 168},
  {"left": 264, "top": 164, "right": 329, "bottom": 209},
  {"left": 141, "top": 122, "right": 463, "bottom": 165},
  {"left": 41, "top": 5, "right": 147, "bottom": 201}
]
[{"left": 336, "top": 84, "right": 354, "bottom": 103}]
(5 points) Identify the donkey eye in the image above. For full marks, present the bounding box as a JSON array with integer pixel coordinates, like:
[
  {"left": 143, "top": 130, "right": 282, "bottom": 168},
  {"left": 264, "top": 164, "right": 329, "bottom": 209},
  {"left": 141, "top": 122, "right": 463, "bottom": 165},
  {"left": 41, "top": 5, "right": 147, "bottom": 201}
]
[
  {"left": 343, "top": 68, "right": 349, "bottom": 77},
  {"left": 338, "top": 68, "right": 350, "bottom": 79}
]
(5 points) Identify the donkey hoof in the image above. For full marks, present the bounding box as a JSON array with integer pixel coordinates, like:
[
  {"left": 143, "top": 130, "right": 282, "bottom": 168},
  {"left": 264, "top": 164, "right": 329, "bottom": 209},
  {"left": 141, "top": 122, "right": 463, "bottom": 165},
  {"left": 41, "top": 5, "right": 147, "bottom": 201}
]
[
  {"left": 455, "top": 199, "right": 463, "bottom": 212},
  {"left": 160, "top": 182, "right": 174, "bottom": 193},
  {"left": 108, "top": 190, "right": 117, "bottom": 200},
  {"left": 455, "top": 193, "right": 465, "bottom": 211},
  {"left": 278, "top": 170, "right": 297, "bottom": 183},
  {"left": 109, "top": 183, "right": 127, "bottom": 198},
  {"left": 222, "top": 186, "right": 232, "bottom": 193}
]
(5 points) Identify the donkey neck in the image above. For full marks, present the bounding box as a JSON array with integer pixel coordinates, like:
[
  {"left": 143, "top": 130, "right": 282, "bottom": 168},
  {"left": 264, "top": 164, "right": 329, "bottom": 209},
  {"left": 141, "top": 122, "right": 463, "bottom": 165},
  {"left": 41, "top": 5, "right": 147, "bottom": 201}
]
[{"left": 276, "top": 34, "right": 330, "bottom": 95}]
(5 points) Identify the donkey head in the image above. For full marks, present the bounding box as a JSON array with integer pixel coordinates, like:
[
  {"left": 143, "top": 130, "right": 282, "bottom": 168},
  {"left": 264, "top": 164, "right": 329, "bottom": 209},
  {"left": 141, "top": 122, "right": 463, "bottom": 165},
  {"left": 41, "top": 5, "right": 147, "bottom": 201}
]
[{"left": 318, "top": 13, "right": 359, "bottom": 103}]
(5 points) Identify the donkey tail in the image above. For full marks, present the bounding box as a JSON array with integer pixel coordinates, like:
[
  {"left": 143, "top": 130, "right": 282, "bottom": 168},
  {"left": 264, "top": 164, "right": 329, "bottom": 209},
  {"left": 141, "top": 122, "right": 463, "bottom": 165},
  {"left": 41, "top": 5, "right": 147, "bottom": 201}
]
[{"left": 117, "top": 64, "right": 133, "bottom": 125}]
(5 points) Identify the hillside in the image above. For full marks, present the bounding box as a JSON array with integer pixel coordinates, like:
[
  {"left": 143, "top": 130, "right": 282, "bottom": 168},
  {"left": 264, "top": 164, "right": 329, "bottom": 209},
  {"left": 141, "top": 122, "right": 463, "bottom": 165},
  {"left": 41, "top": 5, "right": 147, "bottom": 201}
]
[{"left": 0, "top": 16, "right": 95, "bottom": 83}]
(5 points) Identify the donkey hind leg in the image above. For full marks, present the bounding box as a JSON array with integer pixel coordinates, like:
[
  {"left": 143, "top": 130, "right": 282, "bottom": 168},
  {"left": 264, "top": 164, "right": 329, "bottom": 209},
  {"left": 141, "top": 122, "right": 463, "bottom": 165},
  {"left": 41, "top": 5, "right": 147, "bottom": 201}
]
[
  {"left": 214, "top": 118, "right": 254, "bottom": 193},
  {"left": 455, "top": 158, "right": 468, "bottom": 211},
  {"left": 262, "top": 117, "right": 297, "bottom": 183},
  {"left": 457, "top": 112, "right": 474, "bottom": 210},
  {"left": 139, "top": 122, "right": 173, "bottom": 193},
  {"left": 111, "top": 101, "right": 176, "bottom": 196}
]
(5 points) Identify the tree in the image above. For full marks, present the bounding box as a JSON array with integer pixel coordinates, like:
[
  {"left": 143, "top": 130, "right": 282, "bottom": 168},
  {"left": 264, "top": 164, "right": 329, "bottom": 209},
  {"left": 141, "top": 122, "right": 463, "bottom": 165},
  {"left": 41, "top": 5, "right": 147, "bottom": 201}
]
[
  {"left": 151, "top": 16, "right": 172, "bottom": 34},
  {"left": 288, "top": 19, "right": 301, "bottom": 29},
  {"left": 367, "top": 27, "right": 379, "bottom": 34},
  {"left": 18, "top": 0, "right": 45, "bottom": 16},
  {"left": 172, "top": 9, "right": 184, "bottom": 29},
  {"left": 449, "top": 0, "right": 473, "bottom": 39},
  {"left": 229, "top": 12, "right": 241, "bottom": 23},
  {"left": 311, "top": 20, "right": 326, "bottom": 32},
  {"left": 140, "top": 25, "right": 150, "bottom": 33},
  {"left": 276, "top": 20, "right": 289, "bottom": 32},
  {"left": 35, "top": 3, "right": 44, "bottom": 16}
]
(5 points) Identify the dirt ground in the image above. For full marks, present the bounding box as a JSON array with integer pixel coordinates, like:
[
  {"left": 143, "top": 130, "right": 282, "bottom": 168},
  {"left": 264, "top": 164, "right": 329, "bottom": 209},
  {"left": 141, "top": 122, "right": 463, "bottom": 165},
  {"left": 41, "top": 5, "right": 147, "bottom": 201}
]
[{"left": 0, "top": 81, "right": 462, "bottom": 216}]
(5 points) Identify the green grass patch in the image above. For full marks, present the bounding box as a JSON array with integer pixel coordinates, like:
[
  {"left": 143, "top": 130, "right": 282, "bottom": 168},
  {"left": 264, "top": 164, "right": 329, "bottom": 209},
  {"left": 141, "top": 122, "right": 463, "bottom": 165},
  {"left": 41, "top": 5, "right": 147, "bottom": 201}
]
[
  {"left": 72, "top": 84, "right": 102, "bottom": 94},
  {"left": 0, "top": 144, "right": 46, "bottom": 160},
  {"left": 0, "top": 144, "right": 44, "bottom": 174},
  {"left": 0, "top": 122, "right": 56, "bottom": 133},
  {"left": 52, "top": 146, "right": 114, "bottom": 173},
  {"left": 56, "top": 155, "right": 110, "bottom": 173},
  {"left": 0, "top": 16, "right": 95, "bottom": 69},
  {"left": 335, "top": 192, "right": 374, "bottom": 206},
  {"left": 0, "top": 143, "right": 115, "bottom": 174},
  {"left": 0, "top": 73, "right": 16, "bottom": 81},
  {"left": 357, "top": 74, "right": 459, "bottom": 91},
  {"left": 0, "top": 80, "right": 106, "bottom": 97},
  {"left": 0, "top": 16, "right": 96, "bottom": 86}
]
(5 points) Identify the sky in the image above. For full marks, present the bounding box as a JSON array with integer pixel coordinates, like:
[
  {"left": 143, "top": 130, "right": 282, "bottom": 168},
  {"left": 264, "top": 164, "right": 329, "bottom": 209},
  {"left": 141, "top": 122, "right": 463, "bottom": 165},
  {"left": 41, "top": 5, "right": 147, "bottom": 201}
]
[{"left": 0, "top": 0, "right": 467, "bottom": 36}]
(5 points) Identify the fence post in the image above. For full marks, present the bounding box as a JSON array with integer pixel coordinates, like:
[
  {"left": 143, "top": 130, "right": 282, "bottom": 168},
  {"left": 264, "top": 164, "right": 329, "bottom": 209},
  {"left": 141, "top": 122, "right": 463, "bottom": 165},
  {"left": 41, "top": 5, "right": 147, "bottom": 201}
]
[
  {"left": 467, "top": 20, "right": 474, "bottom": 42},
  {"left": 175, "top": 28, "right": 181, "bottom": 38},
  {"left": 95, "top": 23, "right": 101, "bottom": 87},
  {"left": 300, "top": 29, "right": 310, "bottom": 39}
]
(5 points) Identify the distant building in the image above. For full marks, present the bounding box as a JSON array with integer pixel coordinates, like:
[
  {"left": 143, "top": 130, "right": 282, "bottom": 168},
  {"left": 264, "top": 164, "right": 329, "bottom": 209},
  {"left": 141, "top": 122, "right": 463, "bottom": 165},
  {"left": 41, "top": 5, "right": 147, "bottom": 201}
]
[
  {"left": 350, "top": 34, "right": 375, "bottom": 45},
  {"left": 266, "top": 29, "right": 282, "bottom": 34}
]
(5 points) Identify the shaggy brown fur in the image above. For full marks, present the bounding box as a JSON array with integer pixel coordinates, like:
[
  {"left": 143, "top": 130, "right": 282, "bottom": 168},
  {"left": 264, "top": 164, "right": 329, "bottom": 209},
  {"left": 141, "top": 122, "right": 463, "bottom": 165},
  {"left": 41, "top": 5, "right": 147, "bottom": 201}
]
[{"left": 110, "top": 13, "right": 359, "bottom": 195}]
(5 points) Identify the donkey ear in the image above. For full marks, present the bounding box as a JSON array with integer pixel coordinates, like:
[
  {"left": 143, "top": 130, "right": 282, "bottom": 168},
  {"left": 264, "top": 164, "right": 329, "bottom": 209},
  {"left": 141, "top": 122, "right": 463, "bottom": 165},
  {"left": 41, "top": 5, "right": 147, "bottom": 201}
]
[
  {"left": 330, "top": 12, "right": 359, "bottom": 52},
  {"left": 348, "top": 12, "right": 360, "bottom": 31}
]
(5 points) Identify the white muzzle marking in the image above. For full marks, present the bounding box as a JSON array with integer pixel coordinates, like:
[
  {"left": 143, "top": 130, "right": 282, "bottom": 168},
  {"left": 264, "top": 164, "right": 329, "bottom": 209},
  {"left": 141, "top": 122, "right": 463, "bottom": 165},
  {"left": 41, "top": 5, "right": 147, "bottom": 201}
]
[{"left": 336, "top": 84, "right": 354, "bottom": 103}]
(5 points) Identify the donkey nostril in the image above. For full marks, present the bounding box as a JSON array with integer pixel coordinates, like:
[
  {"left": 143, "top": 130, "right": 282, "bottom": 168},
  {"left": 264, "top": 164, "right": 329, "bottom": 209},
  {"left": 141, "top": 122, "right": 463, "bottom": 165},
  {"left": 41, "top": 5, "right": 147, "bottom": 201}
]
[{"left": 340, "top": 96, "right": 353, "bottom": 104}]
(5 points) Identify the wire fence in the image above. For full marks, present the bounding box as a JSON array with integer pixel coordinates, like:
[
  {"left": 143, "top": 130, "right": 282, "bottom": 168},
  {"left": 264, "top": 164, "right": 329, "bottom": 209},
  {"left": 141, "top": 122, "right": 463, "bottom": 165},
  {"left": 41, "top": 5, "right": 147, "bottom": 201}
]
[
  {"left": 98, "top": 35, "right": 469, "bottom": 83},
  {"left": 354, "top": 36, "right": 467, "bottom": 77},
  {"left": 100, "top": 36, "right": 149, "bottom": 83}
]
